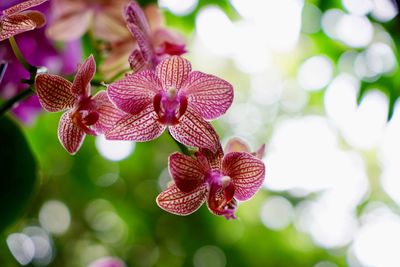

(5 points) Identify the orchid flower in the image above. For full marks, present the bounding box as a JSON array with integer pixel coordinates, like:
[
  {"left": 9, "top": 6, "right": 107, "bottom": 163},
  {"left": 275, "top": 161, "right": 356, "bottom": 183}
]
[
  {"left": 35, "top": 55, "right": 125, "bottom": 154},
  {"left": 0, "top": 0, "right": 47, "bottom": 41},
  {"left": 100, "top": 3, "right": 185, "bottom": 79},
  {"left": 124, "top": 0, "right": 187, "bottom": 72},
  {"left": 106, "top": 56, "right": 234, "bottom": 152},
  {"left": 46, "top": 0, "right": 130, "bottom": 42},
  {"left": 156, "top": 141, "right": 266, "bottom": 219}
]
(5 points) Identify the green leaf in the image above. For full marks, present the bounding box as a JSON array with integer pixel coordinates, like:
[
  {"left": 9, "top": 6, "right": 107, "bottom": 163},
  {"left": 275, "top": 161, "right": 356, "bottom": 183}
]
[{"left": 0, "top": 116, "right": 37, "bottom": 233}]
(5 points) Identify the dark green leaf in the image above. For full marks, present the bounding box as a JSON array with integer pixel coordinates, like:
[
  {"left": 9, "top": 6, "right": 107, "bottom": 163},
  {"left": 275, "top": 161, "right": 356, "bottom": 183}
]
[{"left": 0, "top": 116, "right": 37, "bottom": 233}]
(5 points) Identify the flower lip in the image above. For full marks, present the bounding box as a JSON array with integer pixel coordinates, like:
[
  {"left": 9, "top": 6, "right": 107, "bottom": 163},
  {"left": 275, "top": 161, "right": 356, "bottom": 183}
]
[
  {"left": 153, "top": 89, "right": 188, "bottom": 125},
  {"left": 70, "top": 96, "right": 100, "bottom": 135},
  {"left": 207, "top": 174, "right": 237, "bottom": 219}
]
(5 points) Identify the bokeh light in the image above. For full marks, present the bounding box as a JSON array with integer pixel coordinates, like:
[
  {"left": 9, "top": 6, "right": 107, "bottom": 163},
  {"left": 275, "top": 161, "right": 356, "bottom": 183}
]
[
  {"left": 193, "top": 246, "right": 226, "bottom": 267},
  {"left": 6, "top": 233, "right": 35, "bottom": 265},
  {"left": 353, "top": 204, "right": 400, "bottom": 267},
  {"left": 297, "top": 55, "right": 334, "bottom": 91},
  {"left": 39, "top": 200, "right": 71, "bottom": 235},
  {"left": 260, "top": 196, "right": 293, "bottom": 230},
  {"left": 96, "top": 135, "right": 135, "bottom": 161},
  {"left": 158, "top": 0, "right": 198, "bottom": 16}
]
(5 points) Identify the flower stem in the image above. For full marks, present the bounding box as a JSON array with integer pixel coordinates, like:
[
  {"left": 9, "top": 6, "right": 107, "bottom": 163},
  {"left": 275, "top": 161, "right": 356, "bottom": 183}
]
[
  {"left": 0, "top": 61, "right": 8, "bottom": 83},
  {"left": 0, "top": 87, "right": 34, "bottom": 116},
  {"left": 9, "top": 37, "right": 36, "bottom": 72},
  {"left": 168, "top": 132, "right": 191, "bottom": 156}
]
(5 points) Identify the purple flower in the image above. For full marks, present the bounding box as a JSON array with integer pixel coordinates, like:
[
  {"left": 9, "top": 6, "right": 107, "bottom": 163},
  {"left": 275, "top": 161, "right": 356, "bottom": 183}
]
[
  {"left": 88, "top": 257, "right": 126, "bottom": 267},
  {"left": 156, "top": 143, "right": 266, "bottom": 219},
  {"left": 106, "top": 56, "right": 234, "bottom": 152},
  {"left": 124, "top": 0, "right": 187, "bottom": 72},
  {"left": 35, "top": 55, "right": 125, "bottom": 154},
  {"left": 0, "top": 0, "right": 82, "bottom": 124},
  {"left": 0, "top": 0, "right": 47, "bottom": 41}
]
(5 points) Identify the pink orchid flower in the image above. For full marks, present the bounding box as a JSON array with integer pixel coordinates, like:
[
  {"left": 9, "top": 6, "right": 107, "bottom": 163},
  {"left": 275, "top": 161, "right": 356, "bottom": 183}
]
[
  {"left": 124, "top": 0, "right": 187, "bottom": 72},
  {"left": 0, "top": 0, "right": 47, "bottom": 41},
  {"left": 35, "top": 55, "right": 125, "bottom": 154},
  {"left": 46, "top": 0, "right": 130, "bottom": 42},
  {"left": 100, "top": 2, "right": 185, "bottom": 79},
  {"left": 156, "top": 143, "right": 266, "bottom": 219},
  {"left": 106, "top": 56, "right": 233, "bottom": 152}
]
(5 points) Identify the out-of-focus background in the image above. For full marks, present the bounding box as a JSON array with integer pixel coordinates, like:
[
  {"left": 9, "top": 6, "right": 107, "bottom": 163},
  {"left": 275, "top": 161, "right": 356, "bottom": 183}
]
[{"left": 1, "top": 0, "right": 400, "bottom": 266}]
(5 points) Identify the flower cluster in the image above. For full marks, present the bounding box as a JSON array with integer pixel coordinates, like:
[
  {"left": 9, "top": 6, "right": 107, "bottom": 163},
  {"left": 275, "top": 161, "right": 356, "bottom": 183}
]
[{"left": 2, "top": 0, "right": 266, "bottom": 219}]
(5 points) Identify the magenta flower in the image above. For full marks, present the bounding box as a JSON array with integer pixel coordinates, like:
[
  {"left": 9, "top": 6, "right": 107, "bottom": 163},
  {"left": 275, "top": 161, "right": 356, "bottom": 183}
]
[
  {"left": 35, "top": 55, "right": 125, "bottom": 154},
  {"left": 0, "top": 0, "right": 47, "bottom": 41},
  {"left": 156, "top": 145, "right": 266, "bottom": 219},
  {"left": 106, "top": 56, "right": 233, "bottom": 152},
  {"left": 88, "top": 257, "right": 126, "bottom": 267},
  {"left": 124, "top": 0, "right": 187, "bottom": 72}
]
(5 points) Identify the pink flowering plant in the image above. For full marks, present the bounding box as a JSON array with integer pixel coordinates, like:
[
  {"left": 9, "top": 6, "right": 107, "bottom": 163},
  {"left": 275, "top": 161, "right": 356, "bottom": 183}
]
[
  {"left": 35, "top": 55, "right": 125, "bottom": 154},
  {"left": 157, "top": 143, "right": 265, "bottom": 219},
  {"left": 0, "top": 0, "right": 266, "bottom": 220},
  {"left": 106, "top": 55, "right": 233, "bottom": 152}
]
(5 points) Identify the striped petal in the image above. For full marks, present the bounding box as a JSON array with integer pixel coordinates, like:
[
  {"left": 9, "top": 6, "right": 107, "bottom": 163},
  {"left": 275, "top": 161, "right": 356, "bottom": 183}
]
[
  {"left": 93, "top": 10, "right": 129, "bottom": 43},
  {"left": 46, "top": 10, "right": 92, "bottom": 41},
  {"left": 126, "top": 23, "right": 153, "bottom": 66},
  {"left": 182, "top": 71, "right": 233, "bottom": 120},
  {"left": 169, "top": 152, "right": 205, "bottom": 192},
  {"left": 156, "top": 183, "right": 207, "bottom": 216},
  {"left": 222, "top": 152, "right": 265, "bottom": 201},
  {"left": 71, "top": 55, "right": 96, "bottom": 97},
  {"left": 92, "top": 91, "right": 126, "bottom": 134},
  {"left": 197, "top": 147, "right": 223, "bottom": 171},
  {"left": 129, "top": 49, "right": 149, "bottom": 73},
  {"left": 105, "top": 105, "right": 166, "bottom": 141},
  {"left": 124, "top": 0, "right": 151, "bottom": 36},
  {"left": 155, "top": 56, "right": 191, "bottom": 89},
  {"left": 107, "top": 70, "right": 161, "bottom": 114},
  {"left": 35, "top": 74, "right": 75, "bottom": 112},
  {"left": 169, "top": 109, "right": 220, "bottom": 152},
  {"left": 0, "top": 14, "right": 36, "bottom": 41},
  {"left": 23, "top": 10, "right": 46, "bottom": 28},
  {"left": 3, "top": 0, "right": 48, "bottom": 15},
  {"left": 58, "top": 111, "right": 86, "bottom": 155}
]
